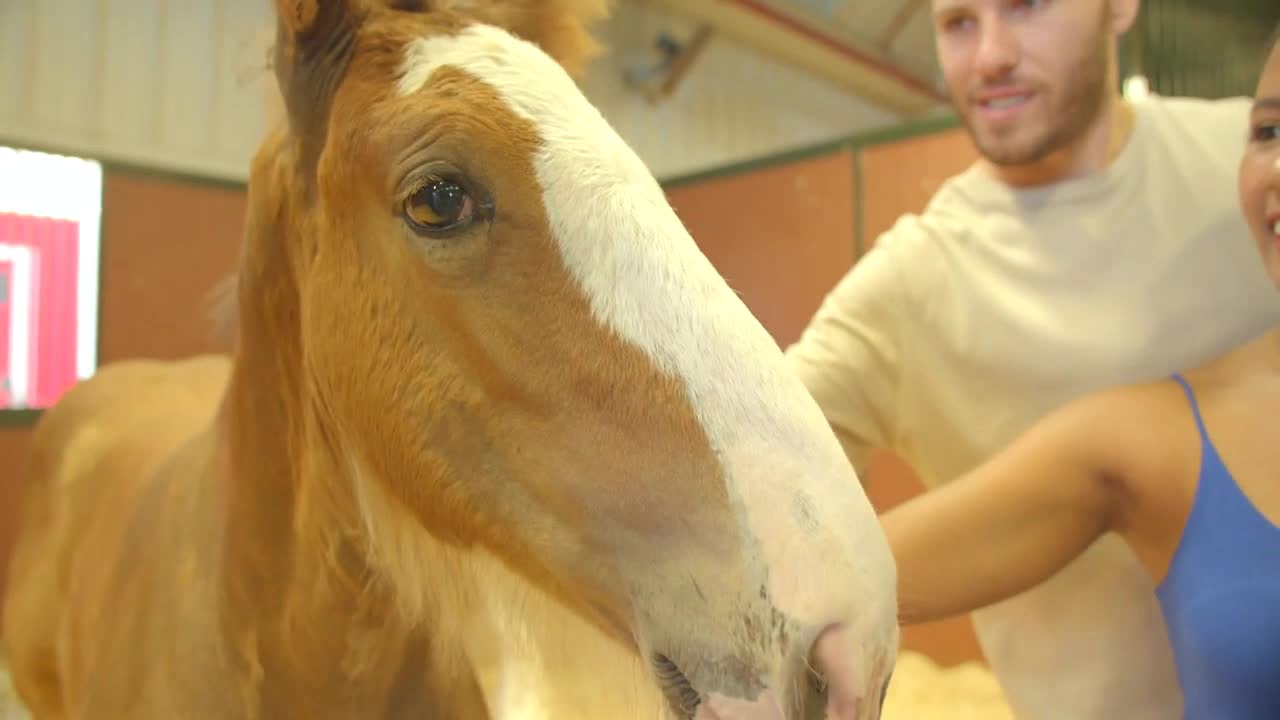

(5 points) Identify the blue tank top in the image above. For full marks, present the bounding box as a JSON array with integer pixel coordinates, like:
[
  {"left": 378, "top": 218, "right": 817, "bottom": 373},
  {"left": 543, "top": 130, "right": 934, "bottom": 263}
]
[{"left": 1155, "top": 374, "right": 1280, "bottom": 719}]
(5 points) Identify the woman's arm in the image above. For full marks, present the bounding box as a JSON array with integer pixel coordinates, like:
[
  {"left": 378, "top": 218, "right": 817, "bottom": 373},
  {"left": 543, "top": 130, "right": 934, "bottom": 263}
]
[{"left": 884, "top": 391, "right": 1134, "bottom": 624}]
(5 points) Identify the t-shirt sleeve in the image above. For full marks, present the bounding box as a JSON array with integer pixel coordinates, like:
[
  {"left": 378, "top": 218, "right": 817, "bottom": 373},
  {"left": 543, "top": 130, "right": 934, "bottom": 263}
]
[{"left": 784, "top": 227, "right": 911, "bottom": 473}]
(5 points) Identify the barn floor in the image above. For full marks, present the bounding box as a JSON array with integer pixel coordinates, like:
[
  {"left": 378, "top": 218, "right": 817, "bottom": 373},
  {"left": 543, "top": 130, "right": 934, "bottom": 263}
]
[{"left": 880, "top": 651, "right": 1015, "bottom": 718}]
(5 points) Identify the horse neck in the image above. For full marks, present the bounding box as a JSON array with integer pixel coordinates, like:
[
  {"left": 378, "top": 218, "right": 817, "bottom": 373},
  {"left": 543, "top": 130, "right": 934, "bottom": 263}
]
[
  {"left": 213, "top": 136, "right": 356, "bottom": 606},
  {"left": 210, "top": 190, "right": 495, "bottom": 716},
  {"left": 218, "top": 294, "right": 494, "bottom": 716},
  {"left": 213, "top": 259, "right": 662, "bottom": 717},
  {"left": 217, "top": 223, "right": 369, "bottom": 600}
]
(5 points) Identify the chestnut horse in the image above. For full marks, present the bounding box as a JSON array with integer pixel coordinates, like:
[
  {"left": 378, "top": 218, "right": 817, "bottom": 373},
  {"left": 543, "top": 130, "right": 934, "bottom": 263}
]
[{"left": 1, "top": 1, "right": 899, "bottom": 718}]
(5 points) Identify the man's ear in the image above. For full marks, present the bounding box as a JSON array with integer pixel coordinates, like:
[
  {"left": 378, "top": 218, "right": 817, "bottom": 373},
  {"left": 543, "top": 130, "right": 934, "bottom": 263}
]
[{"left": 1110, "top": 0, "right": 1141, "bottom": 36}]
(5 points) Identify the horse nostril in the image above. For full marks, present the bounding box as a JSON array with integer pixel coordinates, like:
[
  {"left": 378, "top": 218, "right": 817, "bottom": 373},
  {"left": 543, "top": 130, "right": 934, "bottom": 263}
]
[
  {"left": 653, "top": 652, "right": 701, "bottom": 718},
  {"left": 877, "top": 669, "right": 894, "bottom": 714},
  {"left": 809, "top": 666, "right": 828, "bottom": 695},
  {"left": 810, "top": 623, "right": 871, "bottom": 718}
]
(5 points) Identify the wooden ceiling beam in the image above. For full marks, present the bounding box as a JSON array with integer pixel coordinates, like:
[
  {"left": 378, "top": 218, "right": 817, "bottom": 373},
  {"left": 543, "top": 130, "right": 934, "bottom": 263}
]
[
  {"left": 877, "top": 0, "right": 929, "bottom": 53},
  {"left": 641, "top": 0, "right": 945, "bottom": 117}
]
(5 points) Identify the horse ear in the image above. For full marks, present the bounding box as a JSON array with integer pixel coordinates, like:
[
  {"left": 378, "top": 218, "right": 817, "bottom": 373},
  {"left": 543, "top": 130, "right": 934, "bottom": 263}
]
[
  {"left": 453, "top": 0, "right": 613, "bottom": 78},
  {"left": 270, "top": 0, "right": 367, "bottom": 169},
  {"left": 276, "top": 0, "right": 321, "bottom": 35},
  {"left": 274, "top": 0, "right": 367, "bottom": 38}
]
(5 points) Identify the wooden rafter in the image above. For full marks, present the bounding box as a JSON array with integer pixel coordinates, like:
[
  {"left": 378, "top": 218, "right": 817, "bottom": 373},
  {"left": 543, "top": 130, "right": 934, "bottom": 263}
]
[{"left": 877, "top": 0, "right": 928, "bottom": 53}]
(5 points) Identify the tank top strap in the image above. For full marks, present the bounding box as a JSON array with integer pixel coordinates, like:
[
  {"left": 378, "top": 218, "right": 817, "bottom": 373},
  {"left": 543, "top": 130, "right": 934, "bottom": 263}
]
[{"left": 1170, "top": 373, "right": 1211, "bottom": 445}]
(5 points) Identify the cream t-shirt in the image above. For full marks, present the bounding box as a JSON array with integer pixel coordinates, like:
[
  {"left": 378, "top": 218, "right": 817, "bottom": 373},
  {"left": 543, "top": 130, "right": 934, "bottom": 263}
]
[{"left": 785, "top": 94, "right": 1280, "bottom": 719}]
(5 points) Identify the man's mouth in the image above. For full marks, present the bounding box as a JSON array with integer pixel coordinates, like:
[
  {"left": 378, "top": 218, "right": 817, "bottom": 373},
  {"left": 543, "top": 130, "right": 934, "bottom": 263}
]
[
  {"left": 974, "top": 90, "right": 1035, "bottom": 121},
  {"left": 980, "top": 95, "right": 1031, "bottom": 110}
]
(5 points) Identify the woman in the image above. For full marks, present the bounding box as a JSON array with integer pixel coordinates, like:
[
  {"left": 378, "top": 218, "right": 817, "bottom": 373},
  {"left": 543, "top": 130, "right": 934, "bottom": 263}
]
[{"left": 883, "top": 27, "right": 1280, "bottom": 719}]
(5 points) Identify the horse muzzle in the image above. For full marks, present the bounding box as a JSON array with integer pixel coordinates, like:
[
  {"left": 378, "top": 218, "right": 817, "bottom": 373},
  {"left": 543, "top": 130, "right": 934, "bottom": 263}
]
[{"left": 654, "top": 622, "right": 888, "bottom": 720}]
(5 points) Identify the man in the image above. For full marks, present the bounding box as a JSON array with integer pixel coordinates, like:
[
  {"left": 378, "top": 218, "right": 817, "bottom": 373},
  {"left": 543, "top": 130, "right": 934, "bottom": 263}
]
[{"left": 785, "top": 0, "right": 1280, "bottom": 718}]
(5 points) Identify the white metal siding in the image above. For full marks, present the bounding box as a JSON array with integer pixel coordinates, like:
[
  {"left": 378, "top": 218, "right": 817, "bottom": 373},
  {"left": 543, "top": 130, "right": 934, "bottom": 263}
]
[
  {"left": 0, "top": 0, "right": 897, "bottom": 183},
  {"left": 0, "top": 0, "right": 274, "bottom": 181}
]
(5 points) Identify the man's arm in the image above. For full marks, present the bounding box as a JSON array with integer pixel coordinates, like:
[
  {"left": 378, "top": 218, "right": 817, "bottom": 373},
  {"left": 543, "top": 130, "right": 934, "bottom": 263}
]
[
  {"left": 883, "top": 389, "right": 1136, "bottom": 624},
  {"left": 785, "top": 237, "right": 909, "bottom": 478}
]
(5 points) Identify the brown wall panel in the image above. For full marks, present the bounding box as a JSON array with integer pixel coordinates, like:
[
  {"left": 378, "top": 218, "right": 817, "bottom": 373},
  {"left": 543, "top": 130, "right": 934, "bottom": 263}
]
[
  {"left": 667, "top": 149, "right": 858, "bottom": 348},
  {"left": 98, "top": 173, "right": 248, "bottom": 363},
  {"left": 860, "top": 127, "right": 978, "bottom": 249},
  {"left": 0, "top": 170, "right": 247, "bottom": 627},
  {"left": 0, "top": 427, "right": 32, "bottom": 630}
]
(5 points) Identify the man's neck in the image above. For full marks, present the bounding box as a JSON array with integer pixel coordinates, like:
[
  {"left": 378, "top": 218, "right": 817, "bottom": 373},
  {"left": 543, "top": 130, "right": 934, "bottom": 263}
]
[{"left": 983, "top": 93, "right": 1135, "bottom": 189}]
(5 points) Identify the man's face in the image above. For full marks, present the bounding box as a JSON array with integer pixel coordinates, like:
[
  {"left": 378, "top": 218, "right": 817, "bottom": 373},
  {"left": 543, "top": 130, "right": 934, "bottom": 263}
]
[{"left": 932, "top": 0, "right": 1119, "bottom": 166}]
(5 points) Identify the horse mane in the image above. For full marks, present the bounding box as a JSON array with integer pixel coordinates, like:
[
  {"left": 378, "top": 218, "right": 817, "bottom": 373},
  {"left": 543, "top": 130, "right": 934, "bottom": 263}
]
[{"left": 451, "top": 0, "right": 613, "bottom": 78}]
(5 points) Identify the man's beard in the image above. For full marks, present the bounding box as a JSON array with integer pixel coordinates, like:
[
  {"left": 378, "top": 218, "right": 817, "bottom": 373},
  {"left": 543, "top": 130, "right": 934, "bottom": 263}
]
[{"left": 959, "top": 16, "right": 1113, "bottom": 167}]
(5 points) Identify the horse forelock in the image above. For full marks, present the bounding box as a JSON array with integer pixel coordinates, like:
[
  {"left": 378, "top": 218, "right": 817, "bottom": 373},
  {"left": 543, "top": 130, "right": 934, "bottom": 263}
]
[{"left": 443, "top": 0, "right": 611, "bottom": 78}]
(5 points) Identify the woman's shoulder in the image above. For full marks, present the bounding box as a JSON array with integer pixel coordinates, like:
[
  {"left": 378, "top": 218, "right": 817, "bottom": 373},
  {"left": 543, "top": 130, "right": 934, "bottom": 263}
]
[
  {"left": 1045, "top": 377, "right": 1202, "bottom": 491},
  {"left": 1177, "top": 337, "right": 1280, "bottom": 450},
  {"left": 1059, "top": 377, "right": 1193, "bottom": 437}
]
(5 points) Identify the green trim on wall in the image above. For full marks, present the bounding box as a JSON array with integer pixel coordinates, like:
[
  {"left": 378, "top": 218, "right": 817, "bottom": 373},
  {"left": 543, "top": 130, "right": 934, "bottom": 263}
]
[
  {"left": 98, "top": 159, "right": 248, "bottom": 193},
  {"left": 660, "top": 136, "right": 858, "bottom": 191},
  {"left": 0, "top": 409, "right": 42, "bottom": 427},
  {"left": 657, "top": 112, "right": 962, "bottom": 190},
  {"left": 841, "top": 112, "right": 962, "bottom": 152}
]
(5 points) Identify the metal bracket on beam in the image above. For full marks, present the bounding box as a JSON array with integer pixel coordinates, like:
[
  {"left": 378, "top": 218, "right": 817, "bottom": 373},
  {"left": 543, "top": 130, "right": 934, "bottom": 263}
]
[{"left": 623, "top": 24, "right": 717, "bottom": 105}]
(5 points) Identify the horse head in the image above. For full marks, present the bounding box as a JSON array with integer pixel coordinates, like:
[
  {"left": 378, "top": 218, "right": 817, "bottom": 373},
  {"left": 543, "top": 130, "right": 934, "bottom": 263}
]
[{"left": 249, "top": 0, "right": 899, "bottom": 717}]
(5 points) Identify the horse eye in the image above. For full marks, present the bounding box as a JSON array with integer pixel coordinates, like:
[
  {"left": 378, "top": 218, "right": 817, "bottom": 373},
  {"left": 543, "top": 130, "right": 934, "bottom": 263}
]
[{"left": 403, "top": 179, "right": 474, "bottom": 232}]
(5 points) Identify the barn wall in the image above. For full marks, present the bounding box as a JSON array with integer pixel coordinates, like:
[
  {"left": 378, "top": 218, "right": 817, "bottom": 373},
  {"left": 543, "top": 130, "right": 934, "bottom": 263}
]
[
  {"left": 0, "top": 0, "right": 899, "bottom": 183},
  {"left": 0, "top": 0, "right": 275, "bottom": 182},
  {"left": 665, "top": 149, "right": 859, "bottom": 348}
]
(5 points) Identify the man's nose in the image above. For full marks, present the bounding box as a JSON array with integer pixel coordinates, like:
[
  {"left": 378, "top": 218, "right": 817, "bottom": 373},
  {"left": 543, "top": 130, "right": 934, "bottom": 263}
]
[{"left": 974, "top": 16, "right": 1021, "bottom": 81}]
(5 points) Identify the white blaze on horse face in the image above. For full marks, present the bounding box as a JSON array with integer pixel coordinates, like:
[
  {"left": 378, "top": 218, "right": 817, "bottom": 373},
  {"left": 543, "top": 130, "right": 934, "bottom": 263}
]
[{"left": 397, "top": 21, "right": 897, "bottom": 704}]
